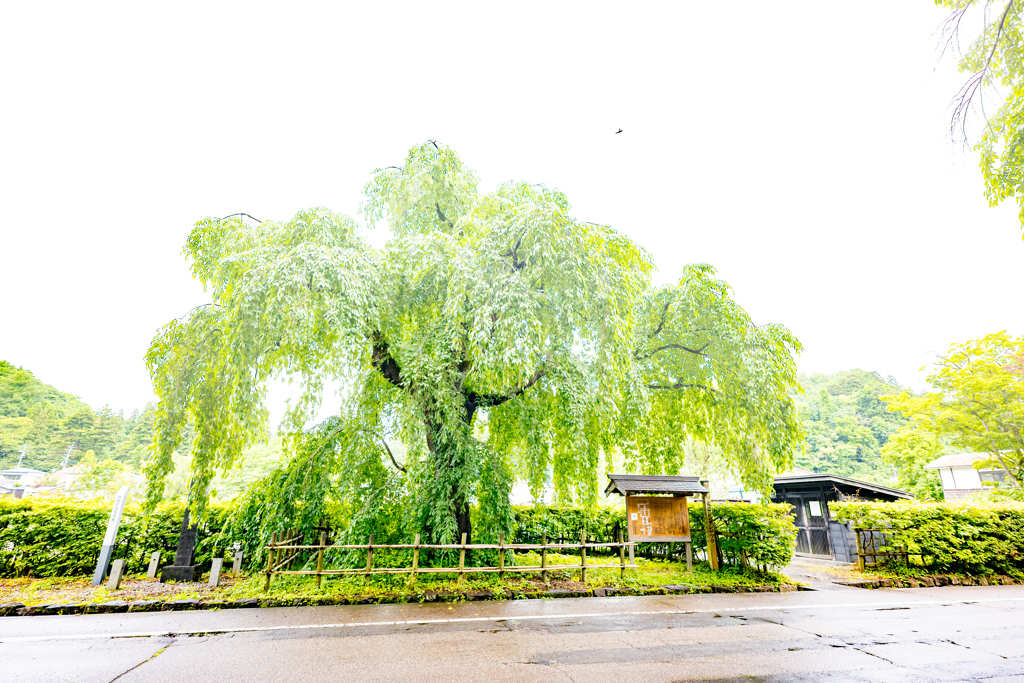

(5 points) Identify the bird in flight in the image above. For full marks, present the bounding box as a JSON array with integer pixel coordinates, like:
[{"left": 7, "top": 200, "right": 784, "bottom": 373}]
[{"left": 615, "top": 128, "right": 623, "bottom": 134}]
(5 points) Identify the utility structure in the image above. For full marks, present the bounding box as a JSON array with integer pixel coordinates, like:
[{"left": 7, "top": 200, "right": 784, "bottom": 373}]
[{"left": 60, "top": 443, "right": 77, "bottom": 469}]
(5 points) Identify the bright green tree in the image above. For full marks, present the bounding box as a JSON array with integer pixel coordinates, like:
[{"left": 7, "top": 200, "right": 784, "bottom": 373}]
[
  {"left": 936, "top": 0, "right": 1024, "bottom": 233},
  {"left": 144, "top": 142, "right": 804, "bottom": 542},
  {"left": 884, "top": 331, "right": 1024, "bottom": 487},
  {"left": 880, "top": 424, "right": 944, "bottom": 499}
]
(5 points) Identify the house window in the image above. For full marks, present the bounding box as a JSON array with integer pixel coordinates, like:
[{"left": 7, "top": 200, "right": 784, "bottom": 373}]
[{"left": 979, "top": 470, "right": 1006, "bottom": 484}]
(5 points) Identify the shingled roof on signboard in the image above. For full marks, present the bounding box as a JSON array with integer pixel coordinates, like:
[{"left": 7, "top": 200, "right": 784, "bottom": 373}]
[{"left": 604, "top": 474, "right": 710, "bottom": 497}]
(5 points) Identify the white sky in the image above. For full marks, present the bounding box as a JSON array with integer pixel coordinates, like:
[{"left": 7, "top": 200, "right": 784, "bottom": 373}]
[{"left": 2, "top": 2, "right": 1022, "bottom": 420}]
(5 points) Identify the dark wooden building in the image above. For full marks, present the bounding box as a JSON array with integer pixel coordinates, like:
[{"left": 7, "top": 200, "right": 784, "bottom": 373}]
[{"left": 772, "top": 471, "right": 912, "bottom": 561}]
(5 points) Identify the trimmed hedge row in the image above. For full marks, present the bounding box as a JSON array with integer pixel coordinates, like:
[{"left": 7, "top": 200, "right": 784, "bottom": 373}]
[
  {"left": 830, "top": 501, "right": 1024, "bottom": 576},
  {"left": 0, "top": 497, "right": 228, "bottom": 578},
  {"left": 0, "top": 496, "right": 797, "bottom": 577},
  {"left": 512, "top": 502, "right": 796, "bottom": 570}
]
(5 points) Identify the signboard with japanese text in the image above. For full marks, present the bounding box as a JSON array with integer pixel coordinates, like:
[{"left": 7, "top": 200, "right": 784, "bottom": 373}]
[{"left": 626, "top": 495, "right": 691, "bottom": 542}]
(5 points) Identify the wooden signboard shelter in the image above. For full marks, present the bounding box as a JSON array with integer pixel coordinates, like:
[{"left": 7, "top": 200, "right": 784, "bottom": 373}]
[{"left": 604, "top": 474, "right": 713, "bottom": 572}]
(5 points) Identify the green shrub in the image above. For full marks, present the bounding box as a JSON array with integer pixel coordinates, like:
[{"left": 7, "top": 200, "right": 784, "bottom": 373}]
[
  {"left": 512, "top": 501, "right": 795, "bottom": 571},
  {"left": 830, "top": 500, "right": 1024, "bottom": 575},
  {"left": 0, "top": 495, "right": 796, "bottom": 576},
  {"left": 0, "top": 496, "right": 229, "bottom": 578}
]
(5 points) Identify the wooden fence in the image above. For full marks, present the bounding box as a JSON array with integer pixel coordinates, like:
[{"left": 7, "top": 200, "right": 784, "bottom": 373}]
[
  {"left": 855, "top": 528, "right": 927, "bottom": 571},
  {"left": 263, "top": 530, "right": 640, "bottom": 591}
]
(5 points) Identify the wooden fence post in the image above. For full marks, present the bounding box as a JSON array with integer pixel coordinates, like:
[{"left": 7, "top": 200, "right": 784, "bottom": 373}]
[
  {"left": 264, "top": 531, "right": 277, "bottom": 592},
  {"left": 700, "top": 484, "right": 720, "bottom": 570},
  {"left": 541, "top": 532, "right": 548, "bottom": 584},
  {"left": 855, "top": 529, "right": 865, "bottom": 572},
  {"left": 618, "top": 530, "right": 625, "bottom": 580},
  {"left": 411, "top": 533, "right": 421, "bottom": 583},
  {"left": 316, "top": 530, "right": 326, "bottom": 589},
  {"left": 685, "top": 541, "right": 693, "bottom": 574},
  {"left": 580, "top": 531, "right": 587, "bottom": 584},
  {"left": 366, "top": 534, "right": 375, "bottom": 579},
  {"left": 458, "top": 532, "right": 467, "bottom": 586},
  {"left": 497, "top": 532, "right": 504, "bottom": 579}
]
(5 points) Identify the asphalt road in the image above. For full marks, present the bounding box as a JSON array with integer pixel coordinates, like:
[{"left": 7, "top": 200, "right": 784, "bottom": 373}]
[{"left": 1, "top": 585, "right": 1023, "bottom": 683}]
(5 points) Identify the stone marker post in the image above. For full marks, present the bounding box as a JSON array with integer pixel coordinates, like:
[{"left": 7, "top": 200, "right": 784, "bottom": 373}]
[
  {"left": 208, "top": 558, "right": 224, "bottom": 587},
  {"left": 107, "top": 559, "right": 126, "bottom": 590},
  {"left": 159, "top": 508, "right": 198, "bottom": 583},
  {"left": 232, "top": 550, "right": 243, "bottom": 577},
  {"left": 92, "top": 486, "right": 130, "bottom": 586},
  {"left": 146, "top": 551, "right": 161, "bottom": 579}
]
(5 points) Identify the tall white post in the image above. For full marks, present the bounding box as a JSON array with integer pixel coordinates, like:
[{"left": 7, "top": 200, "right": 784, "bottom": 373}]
[{"left": 92, "top": 486, "right": 130, "bottom": 586}]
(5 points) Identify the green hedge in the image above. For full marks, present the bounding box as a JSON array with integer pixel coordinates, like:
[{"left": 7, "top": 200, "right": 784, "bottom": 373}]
[
  {"left": 0, "top": 496, "right": 228, "bottom": 578},
  {"left": 830, "top": 501, "right": 1024, "bottom": 576},
  {"left": 0, "top": 496, "right": 796, "bottom": 577},
  {"left": 512, "top": 502, "right": 795, "bottom": 571}
]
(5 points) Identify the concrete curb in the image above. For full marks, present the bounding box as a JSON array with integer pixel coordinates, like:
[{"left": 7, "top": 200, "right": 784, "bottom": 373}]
[
  {"left": 836, "top": 574, "right": 1023, "bottom": 590},
  {"left": 0, "top": 583, "right": 801, "bottom": 617}
]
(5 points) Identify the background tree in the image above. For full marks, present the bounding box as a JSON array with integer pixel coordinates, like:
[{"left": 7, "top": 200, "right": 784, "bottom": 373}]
[
  {"left": 880, "top": 423, "right": 945, "bottom": 499},
  {"left": 937, "top": 0, "right": 1024, "bottom": 233},
  {"left": 144, "top": 141, "right": 804, "bottom": 543},
  {"left": 789, "top": 370, "right": 907, "bottom": 483},
  {"left": 884, "top": 331, "right": 1024, "bottom": 487}
]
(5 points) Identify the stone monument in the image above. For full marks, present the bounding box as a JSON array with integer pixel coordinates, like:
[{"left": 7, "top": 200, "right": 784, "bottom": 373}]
[{"left": 160, "top": 509, "right": 198, "bottom": 583}]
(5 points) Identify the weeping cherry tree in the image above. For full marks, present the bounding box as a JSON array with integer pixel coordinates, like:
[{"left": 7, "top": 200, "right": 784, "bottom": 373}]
[{"left": 144, "top": 141, "right": 804, "bottom": 544}]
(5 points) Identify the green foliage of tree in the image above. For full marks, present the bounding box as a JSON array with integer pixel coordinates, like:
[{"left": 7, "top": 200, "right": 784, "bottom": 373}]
[
  {"left": 936, "top": 0, "right": 1024, "bottom": 233},
  {"left": 791, "top": 370, "right": 906, "bottom": 483},
  {"left": 884, "top": 331, "right": 1024, "bottom": 487},
  {"left": 0, "top": 359, "right": 191, "bottom": 476},
  {"left": 881, "top": 424, "right": 945, "bottom": 500},
  {"left": 145, "top": 142, "right": 805, "bottom": 544}
]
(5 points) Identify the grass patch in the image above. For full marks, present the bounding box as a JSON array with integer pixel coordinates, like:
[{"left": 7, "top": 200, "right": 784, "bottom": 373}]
[{"left": 0, "top": 552, "right": 788, "bottom": 607}]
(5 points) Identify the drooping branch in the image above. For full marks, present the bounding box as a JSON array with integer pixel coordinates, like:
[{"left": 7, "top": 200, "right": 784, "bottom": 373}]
[
  {"left": 500, "top": 237, "right": 527, "bottom": 271},
  {"left": 647, "top": 381, "right": 715, "bottom": 392},
  {"left": 464, "top": 367, "right": 546, "bottom": 421},
  {"left": 649, "top": 300, "right": 671, "bottom": 338},
  {"left": 638, "top": 341, "right": 711, "bottom": 360},
  {"left": 435, "top": 203, "right": 454, "bottom": 228},
  {"left": 370, "top": 333, "right": 404, "bottom": 389}
]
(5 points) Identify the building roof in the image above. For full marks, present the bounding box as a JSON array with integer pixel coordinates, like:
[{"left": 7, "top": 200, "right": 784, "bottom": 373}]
[
  {"left": 604, "top": 474, "right": 709, "bottom": 496},
  {"left": 772, "top": 473, "right": 913, "bottom": 500},
  {"left": 923, "top": 452, "right": 1000, "bottom": 470},
  {"left": 0, "top": 468, "right": 46, "bottom": 476}
]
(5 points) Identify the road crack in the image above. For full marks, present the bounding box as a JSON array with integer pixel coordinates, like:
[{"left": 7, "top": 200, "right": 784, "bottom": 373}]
[{"left": 108, "top": 642, "right": 172, "bottom": 681}]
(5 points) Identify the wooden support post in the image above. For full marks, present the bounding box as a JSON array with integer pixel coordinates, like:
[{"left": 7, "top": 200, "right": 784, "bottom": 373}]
[
  {"left": 365, "top": 534, "right": 375, "bottom": 579},
  {"left": 498, "top": 532, "right": 505, "bottom": 579},
  {"left": 700, "top": 483, "right": 720, "bottom": 571},
  {"left": 411, "top": 533, "right": 420, "bottom": 583},
  {"left": 316, "top": 530, "right": 326, "bottom": 589},
  {"left": 580, "top": 531, "right": 587, "bottom": 584},
  {"left": 855, "top": 529, "right": 865, "bottom": 572},
  {"left": 458, "top": 532, "right": 467, "bottom": 586},
  {"left": 685, "top": 541, "right": 693, "bottom": 573},
  {"left": 541, "top": 532, "right": 548, "bottom": 584},
  {"left": 618, "top": 530, "right": 625, "bottom": 580},
  {"left": 264, "top": 531, "right": 277, "bottom": 592}
]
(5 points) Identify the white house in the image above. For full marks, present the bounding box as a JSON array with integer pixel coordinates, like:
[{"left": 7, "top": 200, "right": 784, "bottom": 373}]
[
  {"left": 0, "top": 467, "right": 47, "bottom": 488},
  {"left": 923, "top": 452, "right": 1009, "bottom": 501}
]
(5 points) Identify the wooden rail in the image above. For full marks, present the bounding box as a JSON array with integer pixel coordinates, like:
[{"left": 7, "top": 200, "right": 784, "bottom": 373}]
[
  {"left": 855, "top": 528, "right": 927, "bottom": 571},
  {"left": 263, "top": 530, "right": 638, "bottom": 591}
]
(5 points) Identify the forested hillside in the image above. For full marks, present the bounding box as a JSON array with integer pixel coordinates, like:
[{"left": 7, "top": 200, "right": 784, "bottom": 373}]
[
  {"left": 792, "top": 370, "right": 907, "bottom": 484},
  {"left": 0, "top": 361, "right": 172, "bottom": 470}
]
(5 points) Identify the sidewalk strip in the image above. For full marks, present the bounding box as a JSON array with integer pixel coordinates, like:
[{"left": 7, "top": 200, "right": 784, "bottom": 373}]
[{"left": 3, "top": 596, "right": 1022, "bottom": 644}]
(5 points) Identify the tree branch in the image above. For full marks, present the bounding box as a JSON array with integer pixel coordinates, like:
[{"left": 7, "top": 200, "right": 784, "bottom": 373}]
[
  {"left": 435, "top": 202, "right": 454, "bottom": 228},
  {"left": 638, "top": 341, "right": 711, "bottom": 360},
  {"left": 371, "top": 333, "right": 404, "bottom": 389},
  {"left": 465, "top": 367, "right": 546, "bottom": 420},
  {"left": 649, "top": 300, "right": 671, "bottom": 338},
  {"left": 647, "top": 381, "right": 715, "bottom": 392}
]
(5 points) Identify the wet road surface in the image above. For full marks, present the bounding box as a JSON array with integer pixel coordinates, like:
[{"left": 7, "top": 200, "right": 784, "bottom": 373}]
[{"left": 1, "top": 585, "right": 1022, "bottom": 682}]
